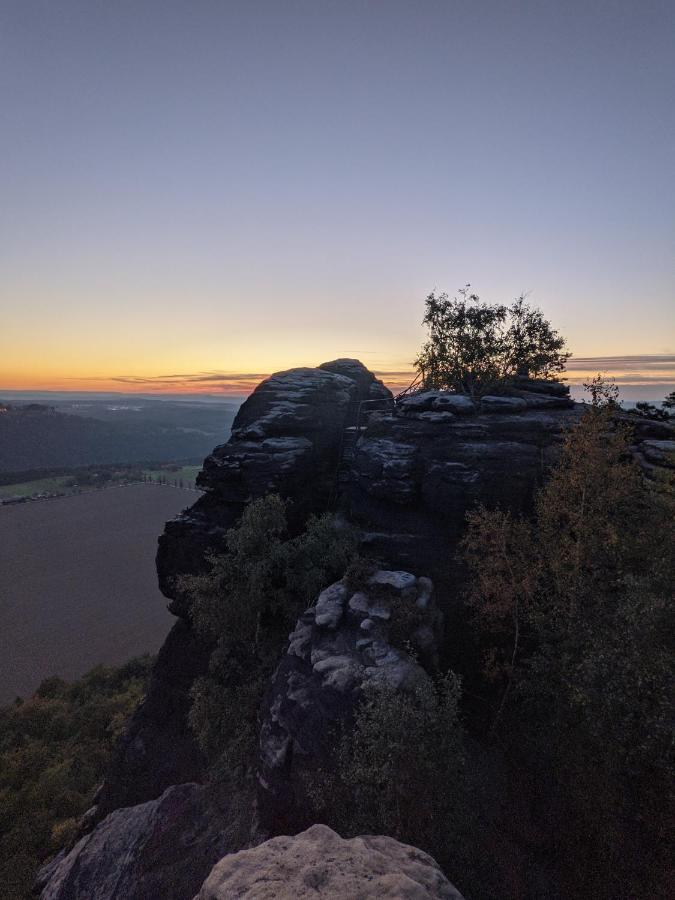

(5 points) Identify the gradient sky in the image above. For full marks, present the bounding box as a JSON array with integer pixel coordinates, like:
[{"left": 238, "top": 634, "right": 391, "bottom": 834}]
[{"left": 1, "top": 1, "right": 674, "bottom": 398}]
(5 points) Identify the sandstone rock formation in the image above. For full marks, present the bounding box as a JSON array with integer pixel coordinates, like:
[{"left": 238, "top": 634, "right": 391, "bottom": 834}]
[
  {"left": 89, "top": 366, "right": 582, "bottom": 828},
  {"left": 196, "top": 824, "right": 464, "bottom": 899},
  {"left": 52, "top": 359, "right": 673, "bottom": 899},
  {"left": 258, "top": 569, "right": 441, "bottom": 832},
  {"left": 158, "top": 359, "right": 390, "bottom": 617},
  {"left": 346, "top": 386, "right": 580, "bottom": 600},
  {"left": 38, "top": 783, "right": 234, "bottom": 900},
  {"left": 92, "top": 360, "right": 391, "bottom": 820}
]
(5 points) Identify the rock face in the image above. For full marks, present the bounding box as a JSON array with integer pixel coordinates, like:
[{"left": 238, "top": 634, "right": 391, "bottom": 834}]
[
  {"left": 93, "top": 360, "right": 392, "bottom": 820},
  {"left": 38, "top": 362, "right": 675, "bottom": 900},
  {"left": 92, "top": 620, "right": 210, "bottom": 822},
  {"left": 258, "top": 569, "right": 442, "bottom": 833},
  {"left": 91, "top": 369, "right": 580, "bottom": 826},
  {"left": 158, "top": 360, "right": 390, "bottom": 618},
  {"left": 196, "top": 824, "right": 464, "bottom": 900},
  {"left": 346, "top": 387, "right": 580, "bottom": 602},
  {"left": 38, "top": 783, "right": 234, "bottom": 900}
]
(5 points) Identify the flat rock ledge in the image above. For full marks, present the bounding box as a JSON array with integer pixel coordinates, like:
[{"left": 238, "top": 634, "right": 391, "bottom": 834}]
[{"left": 195, "top": 824, "right": 464, "bottom": 899}]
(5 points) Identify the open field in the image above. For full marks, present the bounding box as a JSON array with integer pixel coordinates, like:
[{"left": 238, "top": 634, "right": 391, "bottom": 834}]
[
  {"left": 0, "top": 474, "right": 74, "bottom": 499},
  {"left": 0, "top": 484, "right": 199, "bottom": 704},
  {"left": 0, "top": 466, "right": 205, "bottom": 501}
]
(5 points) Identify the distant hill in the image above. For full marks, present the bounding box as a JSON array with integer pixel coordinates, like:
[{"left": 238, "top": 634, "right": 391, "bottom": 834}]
[{"left": 0, "top": 399, "right": 238, "bottom": 472}]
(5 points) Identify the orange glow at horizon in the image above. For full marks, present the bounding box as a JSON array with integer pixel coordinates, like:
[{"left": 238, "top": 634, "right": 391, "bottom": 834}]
[{"left": 2, "top": 355, "right": 675, "bottom": 399}]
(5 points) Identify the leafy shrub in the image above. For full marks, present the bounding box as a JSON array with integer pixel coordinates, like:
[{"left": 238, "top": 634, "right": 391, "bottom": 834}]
[
  {"left": 342, "top": 555, "right": 377, "bottom": 593},
  {"left": 462, "top": 383, "right": 674, "bottom": 898},
  {"left": 336, "top": 675, "right": 466, "bottom": 846},
  {"left": 0, "top": 657, "right": 152, "bottom": 900},
  {"left": 415, "top": 287, "right": 569, "bottom": 396},
  {"left": 630, "top": 401, "right": 669, "bottom": 420},
  {"left": 181, "top": 495, "right": 359, "bottom": 765},
  {"left": 385, "top": 593, "right": 427, "bottom": 653},
  {"left": 304, "top": 674, "right": 499, "bottom": 898}
]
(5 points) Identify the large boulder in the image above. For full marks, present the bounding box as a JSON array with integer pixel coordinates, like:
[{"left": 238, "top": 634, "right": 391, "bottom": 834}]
[
  {"left": 196, "top": 824, "right": 464, "bottom": 899},
  {"left": 258, "top": 569, "right": 441, "bottom": 833},
  {"left": 319, "top": 357, "right": 391, "bottom": 404},
  {"left": 398, "top": 391, "right": 477, "bottom": 416},
  {"left": 38, "top": 783, "right": 238, "bottom": 900}
]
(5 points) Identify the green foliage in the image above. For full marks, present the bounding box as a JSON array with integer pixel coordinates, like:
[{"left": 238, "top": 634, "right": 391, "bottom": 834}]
[
  {"left": 0, "top": 657, "right": 152, "bottom": 900},
  {"left": 337, "top": 676, "right": 466, "bottom": 843},
  {"left": 415, "top": 286, "right": 569, "bottom": 397},
  {"left": 307, "top": 675, "right": 468, "bottom": 842},
  {"left": 385, "top": 593, "right": 427, "bottom": 652},
  {"left": 182, "top": 495, "right": 359, "bottom": 765},
  {"left": 342, "top": 555, "right": 377, "bottom": 593},
  {"left": 631, "top": 400, "right": 669, "bottom": 420},
  {"left": 305, "top": 674, "right": 498, "bottom": 898},
  {"left": 462, "top": 384, "right": 674, "bottom": 898}
]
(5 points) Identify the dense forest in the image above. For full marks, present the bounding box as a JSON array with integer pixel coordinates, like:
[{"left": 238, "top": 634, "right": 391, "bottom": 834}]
[
  {"left": 0, "top": 401, "right": 236, "bottom": 472},
  {"left": 0, "top": 659, "right": 153, "bottom": 900}
]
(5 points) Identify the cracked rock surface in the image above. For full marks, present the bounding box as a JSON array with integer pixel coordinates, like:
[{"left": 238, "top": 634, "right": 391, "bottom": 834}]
[
  {"left": 196, "top": 824, "right": 464, "bottom": 899},
  {"left": 258, "top": 569, "right": 442, "bottom": 833}
]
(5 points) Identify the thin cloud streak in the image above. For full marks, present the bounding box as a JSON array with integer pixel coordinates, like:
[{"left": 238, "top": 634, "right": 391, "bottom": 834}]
[
  {"left": 68, "top": 355, "right": 675, "bottom": 398},
  {"left": 566, "top": 355, "right": 675, "bottom": 370},
  {"left": 73, "top": 371, "right": 272, "bottom": 393}
]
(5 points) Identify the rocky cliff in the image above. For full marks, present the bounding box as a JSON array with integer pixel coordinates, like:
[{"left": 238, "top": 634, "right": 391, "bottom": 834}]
[
  {"left": 94, "top": 362, "right": 581, "bottom": 824},
  {"left": 39, "top": 359, "right": 674, "bottom": 899},
  {"left": 158, "top": 360, "right": 391, "bottom": 618},
  {"left": 343, "top": 381, "right": 579, "bottom": 598},
  {"left": 95, "top": 359, "right": 391, "bottom": 821}
]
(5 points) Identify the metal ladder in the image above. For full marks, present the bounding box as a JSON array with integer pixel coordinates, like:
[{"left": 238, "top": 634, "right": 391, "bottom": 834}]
[
  {"left": 328, "top": 397, "right": 396, "bottom": 507},
  {"left": 337, "top": 424, "right": 365, "bottom": 485}
]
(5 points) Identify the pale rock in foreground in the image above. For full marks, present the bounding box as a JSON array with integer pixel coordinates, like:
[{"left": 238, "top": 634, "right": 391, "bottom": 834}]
[{"left": 195, "top": 824, "right": 464, "bottom": 899}]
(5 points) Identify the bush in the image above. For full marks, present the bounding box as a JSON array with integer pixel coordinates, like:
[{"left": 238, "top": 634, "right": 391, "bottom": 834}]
[
  {"left": 181, "top": 495, "right": 359, "bottom": 765},
  {"left": 462, "top": 383, "right": 674, "bottom": 898},
  {"left": 0, "top": 658, "right": 152, "bottom": 900},
  {"left": 304, "top": 673, "right": 500, "bottom": 898},
  {"left": 415, "top": 287, "right": 569, "bottom": 397},
  {"left": 631, "top": 401, "right": 669, "bottom": 420},
  {"left": 337, "top": 675, "right": 466, "bottom": 845},
  {"left": 306, "top": 673, "right": 466, "bottom": 840}
]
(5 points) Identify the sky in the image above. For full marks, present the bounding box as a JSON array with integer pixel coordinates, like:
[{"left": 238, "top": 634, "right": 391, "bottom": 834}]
[{"left": 1, "top": 0, "right": 673, "bottom": 400}]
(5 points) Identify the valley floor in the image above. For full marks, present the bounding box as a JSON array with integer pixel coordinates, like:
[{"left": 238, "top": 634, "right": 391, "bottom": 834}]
[{"left": 0, "top": 484, "right": 198, "bottom": 703}]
